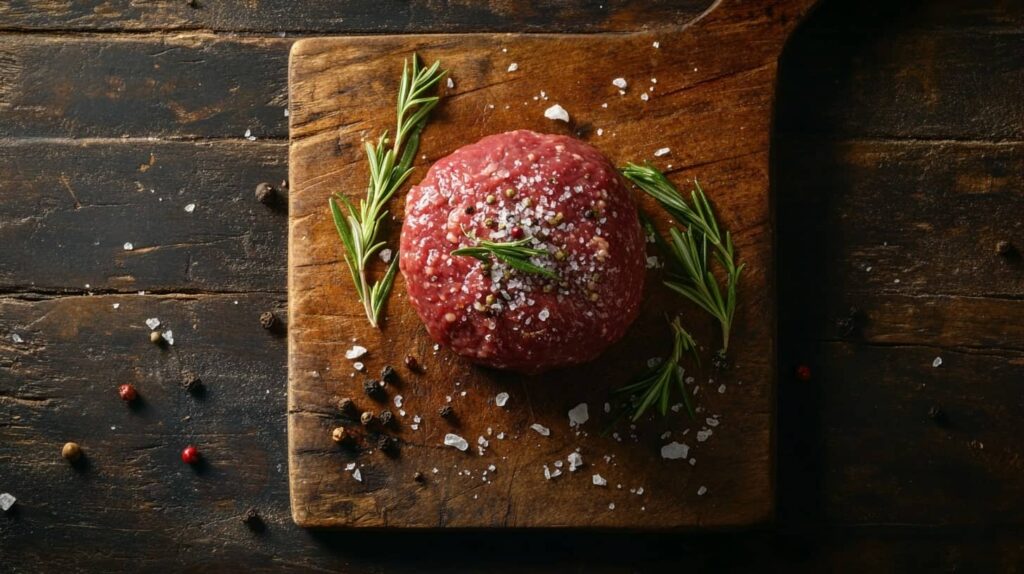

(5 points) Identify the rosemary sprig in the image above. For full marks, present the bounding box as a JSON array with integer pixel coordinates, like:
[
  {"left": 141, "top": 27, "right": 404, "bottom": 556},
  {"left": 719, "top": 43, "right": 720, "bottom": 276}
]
[
  {"left": 623, "top": 164, "right": 744, "bottom": 352},
  {"left": 612, "top": 317, "right": 699, "bottom": 421},
  {"left": 328, "top": 54, "right": 446, "bottom": 328},
  {"left": 451, "top": 237, "right": 558, "bottom": 280}
]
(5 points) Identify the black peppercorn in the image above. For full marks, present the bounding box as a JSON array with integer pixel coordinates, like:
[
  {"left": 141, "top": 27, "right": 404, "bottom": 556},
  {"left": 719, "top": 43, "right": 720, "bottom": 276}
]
[
  {"left": 996, "top": 240, "right": 1015, "bottom": 256},
  {"left": 259, "top": 311, "right": 277, "bottom": 330},
  {"left": 363, "top": 379, "right": 384, "bottom": 398},
  {"left": 414, "top": 471, "right": 425, "bottom": 483},
  {"left": 255, "top": 182, "right": 275, "bottom": 204},
  {"left": 182, "top": 375, "right": 203, "bottom": 394},
  {"left": 438, "top": 404, "right": 453, "bottom": 418},
  {"left": 464, "top": 206, "right": 475, "bottom": 215},
  {"left": 360, "top": 411, "right": 374, "bottom": 425},
  {"left": 378, "top": 410, "right": 394, "bottom": 426},
  {"left": 338, "top": 397, "right": 355, "bottom": 414},
  {"left": 380, "top": 365, "right": 397, "bottom": 384},
  {"left": 242, "top": 507, "right": 265, "bottom": 532},
  {"left": 404, "top": 354, "right": 422, "bottom": 373},
  {"left": 377, "top": 435, "right": 398, "bottom": 455}
]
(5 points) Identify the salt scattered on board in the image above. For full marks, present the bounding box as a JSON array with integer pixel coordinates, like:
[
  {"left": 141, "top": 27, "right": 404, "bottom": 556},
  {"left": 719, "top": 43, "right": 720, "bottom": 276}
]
[
  {"left": 530, "top": 423, "right": 550, "bottom": 436},
  {"left": 660, "top": 441, "right": 689, "bottom": 460},
  {"left": 345, "top": 345, "right": 367, "bottom": 359},
  {"left": 932, "top": 356, "right": 943, "bottom": 367},
  {"left": 123, "top": 242, "right": 134, "bottom": 251},
  {"left": 568, "top": 403, "right": 589, "bottom": 427},
  {"left": 145, "top": 318, "right": 161, "bottom": 330},
  {"left": 444, "top": 434, "right": 469, "bottom": 451},
  {"left": 653, "top": 147, "right": 670, "bottom": 157},
  {"left": 567, "top": 452, "right": 583, "bottom": 472},
  {"left": 0, "top": 493, "right": 15, "bottom": 512},
  {"left": 495, "top": 392, "right": 509, "bottom": 407},
  {"left": 507, "top": 62, "right": 518, "bottom": 72},
  {"left": 543, "top": 104, "right": 570, "bottom": 123},
  {"left": 612, "top": 77, "right": 628, "bottom": 89},
  {"left": 592, "top": 474, "right": 607, "bottom": 486}
]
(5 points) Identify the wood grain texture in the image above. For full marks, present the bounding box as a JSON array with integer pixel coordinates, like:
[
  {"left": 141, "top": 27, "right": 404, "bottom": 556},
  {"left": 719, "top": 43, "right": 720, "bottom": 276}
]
[
  {"left": 287, "top": 0, "right": 814, "bottom": 529},
  {"left": 1, "top": 0, "right": 1023, "bottom": 569}
]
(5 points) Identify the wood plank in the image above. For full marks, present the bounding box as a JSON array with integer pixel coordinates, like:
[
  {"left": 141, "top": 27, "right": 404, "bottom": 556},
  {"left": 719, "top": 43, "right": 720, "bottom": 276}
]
[
  {"left": 777, "top": 23, "right": 1024, "bottom": 140},
  {"left": 0, "top": 0, "right": 714, "bottom": 33},
  {"left": 776, "top": 140, "right": 1024, "bottom": 300},
  {"left": 287, "top": 0, "right": 816, "bottom": 529},
  {"left": 0, "top": 139, "right": 288, "bottom": 294},
  {"left": 0, "top": 36, "right": 290, "bottom": 139}
]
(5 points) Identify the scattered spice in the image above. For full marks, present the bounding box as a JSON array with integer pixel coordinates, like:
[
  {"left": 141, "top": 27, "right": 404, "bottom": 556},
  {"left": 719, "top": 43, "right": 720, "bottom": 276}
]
[
  {"left": 242, "top": 507, "right": 265, "bottom": 532},
  {"left": 380, "top": 365, "right": 397, "bottom": 384},
  {"left": 118, "top": 384, "right": 138, "bottom": 402},
  {"left": 331, "top": 426, "right": 350, "bottom": 443},
  {"left": 255, "top": 182, "right": 276, "bottom": 204},
  {"left": 413, "top": 471, "right": 425, "bottom": 483},
  {"left": 438, "top": 404, "right": 454, "bottom": 418},
  {"left": 363, "top": 379, "right": 385, "bottom": 399},
  {"left": 181, "top": 445, "right": 200, "bottom": 465},
  {"left": 61, "top": 442, "right": 82, "bottom": 462},
  {"left": 795, "top": 365, "right": 812, "bottom": 381},
  {"left": 259, "top": 311, "right": 277, "bottom": 330},
  {"left": 377, "top": 435, "right": 398, "bottom": 455},
  {"left": 149, "top": 330, "right": 164, "bottom": 345},
  {"left": 360, "top": 411, "right": 375, "bottom": 425},
  {"left": 378, "top": 410, "right": 394, "bottom": 426},
  {"left": 995, "top": 240, "right": 1014, "bottom": 256},
  {"left": 338, "top": 397, "right": 355, "bottom": 414},
  {"left": 404, "top": 354, "right": 422, "bottom": 373},
  {"left": 181, "top": 375, "right": 203, "bottom": 394}
]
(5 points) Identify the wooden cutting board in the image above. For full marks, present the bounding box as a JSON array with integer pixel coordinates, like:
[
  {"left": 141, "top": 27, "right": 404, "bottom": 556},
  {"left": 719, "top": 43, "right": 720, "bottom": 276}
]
[{"left": 288, "top": 0, "right": 814, "bottom": 529}]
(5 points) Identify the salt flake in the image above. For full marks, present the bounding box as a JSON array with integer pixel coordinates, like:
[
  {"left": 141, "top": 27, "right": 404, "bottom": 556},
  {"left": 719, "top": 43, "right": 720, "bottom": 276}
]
[
  {"left": 444, "top": 433, "right": 469, "bottom": 451},
  {"left": 184, "top": 203, "right": 196, "bottom": 213},
  {"left": 543, "top": 104, "right": 570, "bottom": 123},
  {"left": 345, "top": 345, "right": 368, "bottom": 359},
  {"left": 568, "top": 452, "right": 583, "bottom": 472},
  {"left": 568, "top": 403, "right": 589, "bottom": 427},
  {"left": 660, "top": 441, "right": 689, "bottom": 460},
  {"left": 11, "top": 334, "right": 23, "bottom": 344},
  {"left": 379, "top": 249, "right": 393, "bottom": 263},
  {"left": 697, "top": 486, "right": 708, "bottom": 496},
  {"left": 161, "top": 330, "right": 174, "bottom": 345},
  {"left": 932, "top": 356, "right": 943, "bottom": 368},
  {"left": 145, "top": 318, "right": 161, "bottom": 330},
  {"left": 507, "top": 62, "right": 518, "bottom": 72},
  {"left": 352, "top": 469, "right": 362, "bottom": 482},
  {"left": 495, "top": 392, "right": 510, "bottom": 407},
  {"left": 653, "top": 147, "right": 670, "bottom": 157},
  {"left": 592, "top": 474, "right": 607, "bottom": 486},
  {"left": 0, "top": 493, "right": 15, "bottom": 512},
  {"left": 123, "top": 242, "right": 134, "bottom": 251},
  {"left": 530, "top": 423, "right": 550, "bottom": 436},
  {"left": 612, "top": 78, "right": 628, "bottom": 89}
]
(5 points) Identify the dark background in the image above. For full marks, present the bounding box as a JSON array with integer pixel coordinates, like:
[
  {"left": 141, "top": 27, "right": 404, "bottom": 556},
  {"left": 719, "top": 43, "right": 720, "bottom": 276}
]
[{"left": 1, "top": 0, "right": 1022, "bottom": 571}]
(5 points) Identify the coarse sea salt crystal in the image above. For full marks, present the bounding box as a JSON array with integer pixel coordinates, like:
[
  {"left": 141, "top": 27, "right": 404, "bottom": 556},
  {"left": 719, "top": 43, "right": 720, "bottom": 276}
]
[
  {"left": 653, "top": 41, "right": 660, "bottom": 48},
  {"left": 697, "top": 429, "right": 713, "bottom": 442},
  {"left": 123, "top": 242, "right": 134, "bottom": 251},
  {"left": 706, "top": 417, "right": 719, "bottom": 427},
  {"left": 345, "top": 462, "right": 356, "bottom": 471},
  {"left": 352, "top": 469, "right": 362, "bottom": 482},
  {"left": 568, "top": 452, "right": 583, "bottom": 472},
  {"left": 379, "top": 248, "right": 392, "bottom": 263},
  {"left": 592, "top": 474, "right": 607, "bottom": 486},
  {"left": 145, "top": 318, "right": 161, "bottom": 330},
  {"left": 653, "top": 147, "right": 670, "bottom": 157},
  {"left": 353, "top": 362, "right": 364, "bottom": 372},
  {"left": 112, "top": 303, "right": 120, "bottom": 310},
  {"left": 0, "top": 493, "right": 15, "bottom": 512},
  {"left": 697, "top": 486, "right": 708, "bottom": 496},
  {"left": 446, "top": 77, "right": 455, "bottom": 89},
  {"left": 640, "top": 92, "right": 650, "bottom": 102},
  {"left": 568, "top": 403, "right": 589, "bottom": 427},
  {"left": 660, "top": 441, "right": 689, "bottom": 460},
  {"left": 530, "top": 423, "right": 550, "bottom": 436},
  {"left": 184, "top": 203, "right": 196, "bottom": 213},
  {"left": 718, "top": 384, "right": 726, "bottom": 394},
  {"left": 507, "top": 62, "right": 518, "bottom": 72},
  {"left": 11, "top": 334, "right": 23, "bottom": 344},
  {"left": 495, "top": 392, "right": 509, "bottom": 407},
  {"left": 538, "top": 308, "right": 550, "bottom": 322},
  {"left": 394, "top": 395, "right": 403, "bottom": 408},
  {"left": 932, "top": 356, "right": 943, "bottom": 367},
  {"left": 543, "top": 104, "right": 570, "bottom": 123},
  {"left": 596, "top": 128, "right": 604, "bottom": 136},
  {"left": 444, "top": 433, "right": 469, "bottom": 451},
  {"left": 612, "top": 77, "right": 628, "bottom": 89},
  {"left": 345, "top": 345, "right": 367, "bottom": 359},
  {"left": 161, "top": 330, "right": 174, "bottom": 345}
]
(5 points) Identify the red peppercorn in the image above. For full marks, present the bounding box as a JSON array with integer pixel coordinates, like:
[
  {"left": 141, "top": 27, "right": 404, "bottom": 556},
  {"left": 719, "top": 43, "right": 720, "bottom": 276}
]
[
  {"left": 510, "top": 226, "right": 524, "bottom": 239},
  {"left": 118, "top": 384, "right": 138, "bottom": 402},
  {"left": 795, "top": 365, "right": 812, "bottom": 381},
  {"left": 181, "top": 445, "right": 200, "bottom": 465}
]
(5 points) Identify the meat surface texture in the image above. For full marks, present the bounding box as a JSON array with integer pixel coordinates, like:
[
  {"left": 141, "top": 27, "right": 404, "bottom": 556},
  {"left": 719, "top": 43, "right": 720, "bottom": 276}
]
[{"left": 399, "top": 130, "right": 645, "bottom": 373}]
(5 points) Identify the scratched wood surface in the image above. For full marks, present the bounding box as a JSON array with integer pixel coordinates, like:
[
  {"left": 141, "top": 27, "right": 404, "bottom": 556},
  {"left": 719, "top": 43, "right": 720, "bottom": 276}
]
[
  {"left": 1, "top": 0, "right": 1023, "bottom": 569},
  {"left": 287, "top": 0, "right": 815, "bottom": 528}
]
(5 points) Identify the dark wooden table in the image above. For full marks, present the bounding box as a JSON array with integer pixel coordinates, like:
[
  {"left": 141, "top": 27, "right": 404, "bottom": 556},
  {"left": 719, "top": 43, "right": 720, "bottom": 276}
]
[{"left": 1, "top": 0, "right": 1022, "bottom": 571}]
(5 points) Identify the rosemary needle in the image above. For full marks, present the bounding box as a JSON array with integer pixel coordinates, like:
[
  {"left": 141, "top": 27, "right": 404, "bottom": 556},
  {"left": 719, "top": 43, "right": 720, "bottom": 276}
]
[
  {"left": 623, "top": 164, "right": 744, "bottom": 352},
  {"left": 451, "top": 237, "right": 558, "bottom": 280},
  {"left": 329, "top": 54, "right": 446, "bottom": 328},
  {"left": 612, "top": 317, "right": 699, "bottom": 421}
]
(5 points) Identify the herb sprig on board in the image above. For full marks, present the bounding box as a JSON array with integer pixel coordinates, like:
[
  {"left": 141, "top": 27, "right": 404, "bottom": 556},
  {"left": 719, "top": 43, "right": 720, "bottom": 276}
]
[
  {"left": 329, "top": 55, "right": 446, "bottom": 328},
  {"left": 623, "top": 164, "right": 744, "bottom": 352},
  {"left": 612, "top": 317, "right": 699, "bottom": 421},
  {"left": 451, "top": 236, "right": 558, "bottom": 280}
]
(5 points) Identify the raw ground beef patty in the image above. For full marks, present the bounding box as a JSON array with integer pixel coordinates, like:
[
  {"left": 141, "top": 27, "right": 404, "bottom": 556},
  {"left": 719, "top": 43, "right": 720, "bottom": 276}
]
[{"left": 399, "top": 130, "right": 645, "bottom": 373}]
